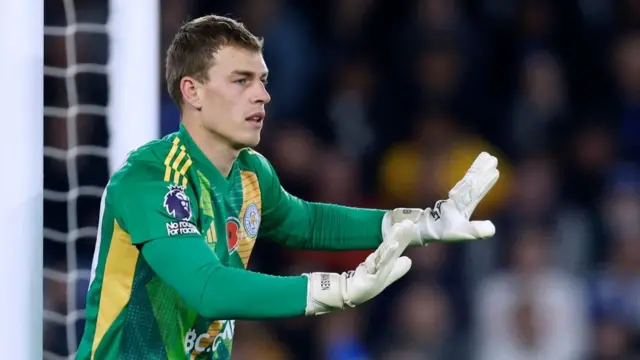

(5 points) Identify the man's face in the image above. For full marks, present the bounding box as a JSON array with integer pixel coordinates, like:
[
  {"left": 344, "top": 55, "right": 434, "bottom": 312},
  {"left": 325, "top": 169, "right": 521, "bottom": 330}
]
[{"left": 196, "top": 45, "right": 270, "bottom": 148}]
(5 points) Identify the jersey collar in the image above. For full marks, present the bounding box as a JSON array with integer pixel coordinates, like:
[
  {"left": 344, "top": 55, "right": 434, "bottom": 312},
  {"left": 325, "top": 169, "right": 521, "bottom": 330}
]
[{"left": 178, "top": 124, "right": 236, "bottom": 193}]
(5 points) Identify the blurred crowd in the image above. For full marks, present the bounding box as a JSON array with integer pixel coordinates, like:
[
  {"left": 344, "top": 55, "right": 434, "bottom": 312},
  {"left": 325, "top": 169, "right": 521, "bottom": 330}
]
[{"left": 44, "top": 0, "right": 640, "bottom": 359}]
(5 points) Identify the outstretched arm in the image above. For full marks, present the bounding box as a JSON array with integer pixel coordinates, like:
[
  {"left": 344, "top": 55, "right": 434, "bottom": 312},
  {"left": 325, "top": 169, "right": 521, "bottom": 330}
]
[
  {"left": 141, "top": 235, "right": 308, "bottom": 319},
  {"left": 142, "top": 220, "right": 417, "bottom": 319},
  {"left": 255, "top": 150, "right": 500, "bottom": 251},
  {"left": 262, "top": 189, "right": 387, "bottom": 251},
  {"left": 255, "top": 153, "right": 386, "bottom": 251}
]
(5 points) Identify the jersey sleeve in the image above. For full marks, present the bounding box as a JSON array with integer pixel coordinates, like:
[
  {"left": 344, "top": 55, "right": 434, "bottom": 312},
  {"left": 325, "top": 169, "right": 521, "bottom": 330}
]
[
  {"left": 111, "top": 158, "right": 200, "bottom": 245},
  {"left": 141, "top": 236, "right": 308, "bottom": 319},
  {"left": 247, "top": 150, "right": 386, "bottom": 250}
]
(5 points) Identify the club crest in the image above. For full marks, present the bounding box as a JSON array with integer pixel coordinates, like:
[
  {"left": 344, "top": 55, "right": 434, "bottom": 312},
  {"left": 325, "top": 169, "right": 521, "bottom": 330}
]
[
  {"left": 243, "top": 203, "right": 261, "bottom": 239},
  {"left": 164, "top": 184, "right": 192, "bottom": 221}
]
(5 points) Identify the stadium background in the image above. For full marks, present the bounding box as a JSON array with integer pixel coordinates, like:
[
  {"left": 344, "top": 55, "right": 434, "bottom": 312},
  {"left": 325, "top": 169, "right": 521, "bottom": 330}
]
[{"left": 43, "top": 0, "right": 640, "bottom": 359}]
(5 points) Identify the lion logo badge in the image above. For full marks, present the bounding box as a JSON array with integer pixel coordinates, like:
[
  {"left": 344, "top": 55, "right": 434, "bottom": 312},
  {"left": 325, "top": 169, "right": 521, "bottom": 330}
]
[{"left": 163, "top": 184, "right": 192, "bottom": 221}]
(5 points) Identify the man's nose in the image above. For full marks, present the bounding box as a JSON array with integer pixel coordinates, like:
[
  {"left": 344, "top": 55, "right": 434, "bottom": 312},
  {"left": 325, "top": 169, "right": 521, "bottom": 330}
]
[{"left": 252, "top": 83, "right": 271, "bottom": 104}]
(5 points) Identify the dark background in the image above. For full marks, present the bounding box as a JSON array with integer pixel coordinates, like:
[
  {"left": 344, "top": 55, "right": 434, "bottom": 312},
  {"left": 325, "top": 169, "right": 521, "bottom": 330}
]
[{"left": 44, "top": 0, "right": 640, "bottom": 359}]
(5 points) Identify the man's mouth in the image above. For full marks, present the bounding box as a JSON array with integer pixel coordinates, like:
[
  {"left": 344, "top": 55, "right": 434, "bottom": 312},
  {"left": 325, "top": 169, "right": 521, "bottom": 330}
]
[{"left": 245, "top": 112, "right": 265, "bottom": 124}]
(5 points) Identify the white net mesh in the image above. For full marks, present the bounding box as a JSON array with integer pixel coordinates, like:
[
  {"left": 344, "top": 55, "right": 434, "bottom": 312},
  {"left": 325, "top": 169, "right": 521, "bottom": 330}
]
[{"left": 43, "top": 0, "right": 111, "bottom": 358}]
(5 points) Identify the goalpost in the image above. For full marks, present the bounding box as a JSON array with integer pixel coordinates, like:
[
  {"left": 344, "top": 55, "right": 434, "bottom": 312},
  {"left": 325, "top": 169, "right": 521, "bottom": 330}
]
[
  {"left": 0, "top": 0, "right": 43, "bottom": 358},
  {"left": 42, "top": 0, "right": 159, "bottom": 358}
]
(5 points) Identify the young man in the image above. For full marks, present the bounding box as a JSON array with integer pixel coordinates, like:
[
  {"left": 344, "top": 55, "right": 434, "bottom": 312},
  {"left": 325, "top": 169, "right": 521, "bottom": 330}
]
[{"left": 76, "top": 15, "right": 499, "bottom": 360}]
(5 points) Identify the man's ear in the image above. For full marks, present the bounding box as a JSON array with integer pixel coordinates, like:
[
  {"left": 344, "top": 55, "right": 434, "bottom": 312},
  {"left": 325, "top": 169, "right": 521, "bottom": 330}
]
[{"left": 180, "top": 76, "right": 202, "bottom": 111}]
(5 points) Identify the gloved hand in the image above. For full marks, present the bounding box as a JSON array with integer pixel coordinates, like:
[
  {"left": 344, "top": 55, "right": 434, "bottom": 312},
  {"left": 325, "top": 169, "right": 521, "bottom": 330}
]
[
  {"left": 381, "top": 152, "right": 500, "bottom": 246},
  {"left": 304, "top": 220, "right": 418, "bottom": 316}
]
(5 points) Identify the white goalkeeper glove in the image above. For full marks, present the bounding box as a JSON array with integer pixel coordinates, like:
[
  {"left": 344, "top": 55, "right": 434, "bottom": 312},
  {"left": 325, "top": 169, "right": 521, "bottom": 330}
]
[
  {"left": 303, "top": 220, "right": 418, "bottom": 316},
  {"left": 382, "top": 152, "right": 500, "bottom": 246}
]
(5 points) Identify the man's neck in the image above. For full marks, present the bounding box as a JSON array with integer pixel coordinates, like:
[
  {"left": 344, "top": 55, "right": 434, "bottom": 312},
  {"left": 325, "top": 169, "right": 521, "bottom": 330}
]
[{"left": 182, "top": 120, "right": 239, "bottom": 178}]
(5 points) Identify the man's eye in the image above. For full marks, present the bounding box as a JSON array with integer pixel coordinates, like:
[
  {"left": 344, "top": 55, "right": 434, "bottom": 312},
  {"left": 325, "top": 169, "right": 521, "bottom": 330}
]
[
  {"left": 261, "top": 79, "right": 269, "bottom": 85},
  {"left": 235, "top": 78, "right": 248, "bottom": 85}
]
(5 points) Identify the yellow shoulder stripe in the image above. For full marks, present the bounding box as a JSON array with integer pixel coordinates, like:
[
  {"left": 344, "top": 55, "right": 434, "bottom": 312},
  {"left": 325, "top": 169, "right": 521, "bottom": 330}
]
[
  {"left": 163, "top": 137, "right": 193, "bottom": 187},
  {"left": 245, "top": 148, "right": 266, "bottom": 158}
]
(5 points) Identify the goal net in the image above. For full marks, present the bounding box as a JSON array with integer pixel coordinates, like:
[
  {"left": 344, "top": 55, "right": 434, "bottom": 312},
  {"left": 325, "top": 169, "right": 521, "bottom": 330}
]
[{"left": 43, "top": 0, "right": 159, "bottom": 358}]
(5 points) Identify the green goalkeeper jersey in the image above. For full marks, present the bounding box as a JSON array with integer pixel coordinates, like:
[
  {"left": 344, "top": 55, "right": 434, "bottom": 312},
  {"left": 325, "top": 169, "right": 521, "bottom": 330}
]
[{"left": 76, "top": 125, "right": 386, "bottom": 360}]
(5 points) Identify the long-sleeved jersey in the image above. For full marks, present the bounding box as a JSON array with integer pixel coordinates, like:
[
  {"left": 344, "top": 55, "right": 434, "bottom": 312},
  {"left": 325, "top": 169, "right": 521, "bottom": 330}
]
[{"left": 76, "top": 125, "right": 386, "bottom": 359}]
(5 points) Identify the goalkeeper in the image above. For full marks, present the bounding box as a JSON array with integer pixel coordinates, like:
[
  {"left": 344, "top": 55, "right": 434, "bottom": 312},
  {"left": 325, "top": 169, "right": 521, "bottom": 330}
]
[{"left": 76, "top": 15, "right": 500, "bottom": 360}]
